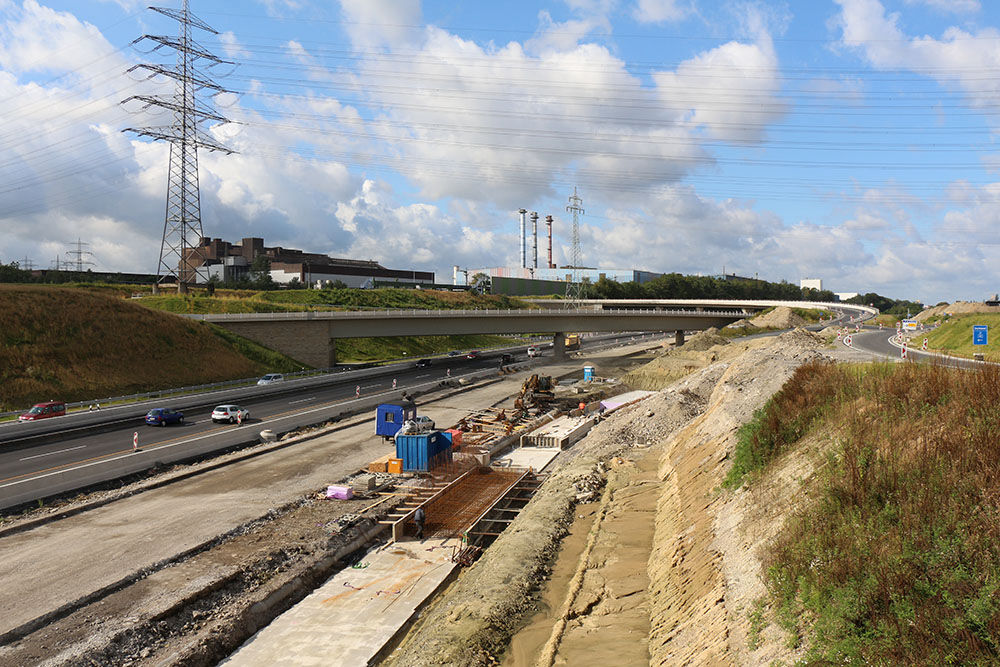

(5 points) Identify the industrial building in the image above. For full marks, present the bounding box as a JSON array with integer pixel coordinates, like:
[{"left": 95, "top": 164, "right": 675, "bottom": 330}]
[{"left": 183, "top": 237, "right": 433, "bottom": 287}]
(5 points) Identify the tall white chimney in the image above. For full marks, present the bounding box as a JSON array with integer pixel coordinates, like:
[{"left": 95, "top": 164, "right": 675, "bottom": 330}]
[{"left": 518, "top": 209, "right": 527, "bottom": 269}]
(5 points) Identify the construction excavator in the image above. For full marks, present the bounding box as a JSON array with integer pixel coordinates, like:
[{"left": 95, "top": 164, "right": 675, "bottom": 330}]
[{"left": 514, "top": 374, "right": 556, "bottom": 413}]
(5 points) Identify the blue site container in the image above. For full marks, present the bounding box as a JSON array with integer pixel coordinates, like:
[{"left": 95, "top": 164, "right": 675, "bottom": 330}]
[
  {"left": 395, "top": 431, "right": 452, "bottom": 472},
  {"left": 375, "top": 401, "right": 416, "bottom": 438}
]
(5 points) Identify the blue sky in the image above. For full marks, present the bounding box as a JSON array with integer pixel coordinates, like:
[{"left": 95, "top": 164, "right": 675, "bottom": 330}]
[{"left": 3, "top": 0, "right": 1000, "bottom": 303}]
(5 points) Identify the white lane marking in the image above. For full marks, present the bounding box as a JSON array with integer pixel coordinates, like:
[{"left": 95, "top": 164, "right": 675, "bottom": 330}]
[
  {"left": 288, "top": 396, "right": 316, "bottom": 404},
  {"left": 415, "top": 374, "right": 430, "bottom": 379},
  {"left": 362, "top": 384, "right": 381, "bottom": 389},
  {"left": 20, "top": 445, "right": 86, "bottom": 461}
]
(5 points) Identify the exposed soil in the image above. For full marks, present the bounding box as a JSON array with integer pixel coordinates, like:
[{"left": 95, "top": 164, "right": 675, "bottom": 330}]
[
  {"left": 749, "top": 305, "right": 807, "bottom": 329},
  {"left": 385, "top": 328, "right": 863, "bottom": 666},
  {"left": 915, "top": 300, "right": 1000, "bottom": 321}
]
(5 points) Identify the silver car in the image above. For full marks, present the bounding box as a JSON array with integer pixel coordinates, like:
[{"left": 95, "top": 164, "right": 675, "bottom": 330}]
[{"left": 257, "top": 373, "right": 284, "bottom": 385}]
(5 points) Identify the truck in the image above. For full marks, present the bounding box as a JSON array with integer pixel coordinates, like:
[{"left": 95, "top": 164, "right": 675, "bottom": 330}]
[{"left": 565, "top": 333, "right": 581, "bottom": 350}]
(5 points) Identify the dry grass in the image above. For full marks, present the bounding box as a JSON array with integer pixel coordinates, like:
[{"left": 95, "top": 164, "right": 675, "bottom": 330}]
[{"left": 735, "top": 360, "right": 1000, "bottom": 664}]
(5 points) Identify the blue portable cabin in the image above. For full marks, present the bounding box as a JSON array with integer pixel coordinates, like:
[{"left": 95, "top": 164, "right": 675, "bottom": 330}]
[
  {"left": 376, "top": 401, "right": 417, "bottom": 439},
  {"left": 395, "top": 431, "right": 453, "bottom": 472}
]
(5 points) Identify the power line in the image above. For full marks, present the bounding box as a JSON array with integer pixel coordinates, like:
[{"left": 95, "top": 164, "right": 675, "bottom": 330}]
[{"left": 122, "top": 0, "right": 236, "bottom": 293}]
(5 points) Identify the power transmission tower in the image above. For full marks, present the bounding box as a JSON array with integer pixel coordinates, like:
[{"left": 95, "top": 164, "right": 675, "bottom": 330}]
[
  {"left": 565, "top": 187, "right": 585, "bottom": 301},
  {"left": 122, "top": 0, "right": 235, "bottom": 293},
  {"left": 20, "top": 256, "right": 35, "bottom": 271},
  {"left": 65, "top": 238, "right": 95, "bottom": 271}
]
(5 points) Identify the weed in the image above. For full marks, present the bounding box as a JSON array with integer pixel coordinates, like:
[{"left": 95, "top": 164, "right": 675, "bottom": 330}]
[
  {"left": 748, "top": 596, "right": 768, "bottom": 650},
  {"left": 748, "top": 360, "right": 1000, "bottom": 664}
]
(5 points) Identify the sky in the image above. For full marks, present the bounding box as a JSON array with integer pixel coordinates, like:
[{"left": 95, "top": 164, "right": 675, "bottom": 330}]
[{"left": 3, "top": 0, "right": 1000, "bottom": 304}]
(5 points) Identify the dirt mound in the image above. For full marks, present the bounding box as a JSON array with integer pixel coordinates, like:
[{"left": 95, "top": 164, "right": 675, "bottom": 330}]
[
  {"left": 750, "top": 306, "right": 807, "bottom": 329},
  {"left": 680, "top": 327, "right": 730, "bottom": 351},
  {"left": 915, "top": 301, "right": 1000, "bottom": 321}
]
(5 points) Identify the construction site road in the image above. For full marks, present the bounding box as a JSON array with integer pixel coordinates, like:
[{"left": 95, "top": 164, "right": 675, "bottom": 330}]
[
  {"left": 0, "top": 333, "right": 655, "bottom": 512},
  {"left": 0, "top": 338, "right": 661, "bottom": 666}
]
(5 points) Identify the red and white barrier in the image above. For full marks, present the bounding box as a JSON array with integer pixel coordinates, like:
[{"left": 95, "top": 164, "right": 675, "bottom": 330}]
[{"left": 133, "top": 431, "right": 139, "bottom": 452}]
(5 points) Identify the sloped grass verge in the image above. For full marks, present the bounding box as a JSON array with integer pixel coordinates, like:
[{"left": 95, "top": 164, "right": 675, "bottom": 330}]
[{"left": 732, "top": 361, "right": 1000, "bottom": 664}]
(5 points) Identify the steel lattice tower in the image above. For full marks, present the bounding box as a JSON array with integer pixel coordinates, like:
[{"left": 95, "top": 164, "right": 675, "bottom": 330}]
[
  {"left": 565, "top": 187, "right": 585, "bottom": 301},
  {"left": 123, "top": 0, "right": 235, "bottom": 293}
]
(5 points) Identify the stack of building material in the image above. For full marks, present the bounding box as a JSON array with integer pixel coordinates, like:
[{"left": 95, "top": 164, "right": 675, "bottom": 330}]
[
  {"left": 368, "top": 453, "right": 393, "bottom": 473},
  {"left": 519, "top": 415, "right": 594, "bottom": 449}
]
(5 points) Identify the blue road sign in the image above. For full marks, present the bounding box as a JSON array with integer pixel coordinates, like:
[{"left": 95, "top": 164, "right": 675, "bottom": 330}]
[{"left": 974, "top": 325, "right": 988, "bottom": 346}]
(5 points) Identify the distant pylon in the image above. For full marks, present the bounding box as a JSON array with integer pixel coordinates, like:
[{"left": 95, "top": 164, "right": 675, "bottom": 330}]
[
  {"left": 122, "top": 0, "right": 235, "bottom": 293},
  {"left": 65, "top": 238, "right": 95, "bottom": 271},
  {"left": 565, "top": 187, "right": 584, "bottom": 301}
]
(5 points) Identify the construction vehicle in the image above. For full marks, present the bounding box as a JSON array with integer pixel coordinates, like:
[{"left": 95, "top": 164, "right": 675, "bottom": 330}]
[
  {"left": 565, "top": 333, "right": 581, "bottom": 350},
  {"left": 514, "top": 374, "right": 556, "bottom": 412}
]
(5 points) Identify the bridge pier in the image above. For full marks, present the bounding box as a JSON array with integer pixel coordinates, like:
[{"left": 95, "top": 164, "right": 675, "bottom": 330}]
[
  {"left": 553, "top": 332, "right": 566, "bottom": 360},
  {"left": 675, "top": 330, "right": 685, "bottom": 347}
]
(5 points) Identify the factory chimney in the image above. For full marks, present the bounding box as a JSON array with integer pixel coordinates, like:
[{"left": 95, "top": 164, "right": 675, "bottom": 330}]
[
  {"left": 518, "top": 209, "right": 527, "bottom": 269},
  {"left": 545, "top": 215, "right": 554, "bottom": 268},
  {"left": 530, "top": 211, "right": 539, "bottom": 270}
]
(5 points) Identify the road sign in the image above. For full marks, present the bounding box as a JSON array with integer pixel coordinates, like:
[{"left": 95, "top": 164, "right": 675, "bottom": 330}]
[{"left": 974, "top": 325, "right": 988, "bottom": 346}]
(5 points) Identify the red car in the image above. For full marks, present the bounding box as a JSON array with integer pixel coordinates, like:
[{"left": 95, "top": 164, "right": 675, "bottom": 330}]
[
  {"left": 466, "top": 350, "right": 481, "bottom": 359},
  {"left": 19, "top": 401, "right": 67, "bottom": 422}
]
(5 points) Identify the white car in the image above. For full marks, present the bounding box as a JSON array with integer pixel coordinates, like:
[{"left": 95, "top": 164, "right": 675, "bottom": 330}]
[
  {"left": 527, "top": 346, "right": 539, "bottom": 357},
  {"left": 257, "top": 373, "right": 284, "bottom": 385},
  {"left": 212, "top": 404, "right": 250, "bottom": 424}
]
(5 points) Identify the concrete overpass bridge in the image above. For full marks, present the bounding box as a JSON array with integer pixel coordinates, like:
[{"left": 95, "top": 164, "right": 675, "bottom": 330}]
[{"left": 187, "top": 300, "right": 876, "bottom": 369}]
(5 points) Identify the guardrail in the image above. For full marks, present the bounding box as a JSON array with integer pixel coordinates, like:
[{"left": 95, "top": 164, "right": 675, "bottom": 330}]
[{"left": 185, "top": 307, "right": 755, "bottom": 321}]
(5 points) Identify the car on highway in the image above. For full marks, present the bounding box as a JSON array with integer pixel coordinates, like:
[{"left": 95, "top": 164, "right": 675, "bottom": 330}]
[
  {"left": 257, "top": 373, "right": 284, "bottom": 385},
  {"left": 527, "top": 346, "right": 539, "bottom": 357},
  {"left": 447, "top": 350, "right": 461, "bottom": 356},
  {"left": 466, "top": 350, "right": 481, "bottom": 359},
  {"left": 18, "top": 400, "right": 67, "bottom": 422},
  {"left": 145, "top": 407, "right": 184, "bottom": 426},
  {"left": 212, "top": 405, "right": 250, "bottom": 424},
  {"left": 415, "top": 358, "right": 432, "bottom": 368}
]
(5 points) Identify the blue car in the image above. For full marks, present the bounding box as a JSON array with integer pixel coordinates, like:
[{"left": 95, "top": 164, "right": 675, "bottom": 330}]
[{"left": 145, "top": 407, "right": 184, "bottom": 426}]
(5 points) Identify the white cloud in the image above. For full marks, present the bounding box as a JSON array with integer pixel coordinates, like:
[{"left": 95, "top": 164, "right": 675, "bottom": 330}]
[
  {"left": 632, "top": 0, "right": 690, "bottom": 24},
  {"left": 834, "top": 0, "right": 1000, "bottom": 120},
  {"left": 903, "top": 0, "right": 980, "bottom": 14},
  {"left": 339, "top": 0, "right": 423, "bottom": 50}
]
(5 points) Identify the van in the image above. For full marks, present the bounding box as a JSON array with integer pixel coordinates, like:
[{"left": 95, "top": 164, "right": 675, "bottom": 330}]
[{"left": 19, "top": 401, "right": 67, "bottom": 422}]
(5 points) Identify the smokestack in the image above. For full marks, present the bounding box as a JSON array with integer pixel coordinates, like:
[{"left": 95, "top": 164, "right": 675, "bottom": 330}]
[
  {"left": 545, "top": 215, "right": 554, "bottom": 268},
  {"left": 518, "top": 209, "right": 527, "bottom": 269},
  {"left": 530, "top": 211, "right": 539, "bottom": 270}
]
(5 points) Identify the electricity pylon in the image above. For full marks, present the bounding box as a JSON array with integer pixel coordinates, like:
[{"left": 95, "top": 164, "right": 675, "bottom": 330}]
[
  {"left": 123, "top": 0, "right": 235, "bottom": 293},
  {"left": 565, "top": 187, "right": 585, "bottom": 301}
]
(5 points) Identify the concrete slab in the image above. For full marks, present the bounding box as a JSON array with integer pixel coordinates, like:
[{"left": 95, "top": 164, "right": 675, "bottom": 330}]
[
  {"left": 492, "top": 447, "right": 560, "bottom": 472},
  {"left": 222, "top": 537, "right": 461, "bottom": 667}
]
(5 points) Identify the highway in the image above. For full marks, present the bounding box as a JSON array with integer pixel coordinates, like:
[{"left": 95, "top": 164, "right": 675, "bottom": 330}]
[
  {"left": 0, "top": 333, "right": 661, "bottom": 510},
  {"left": 843, "top": 326, "right": 983, "bottom": 370}
]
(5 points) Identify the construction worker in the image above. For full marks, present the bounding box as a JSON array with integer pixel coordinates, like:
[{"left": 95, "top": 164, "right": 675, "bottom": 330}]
[{"left": 414, "top": 507, "right": 425, "bottom": 540}]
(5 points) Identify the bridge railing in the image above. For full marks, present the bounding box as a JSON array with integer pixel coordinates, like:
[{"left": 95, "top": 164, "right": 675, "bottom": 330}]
[{"left": 186, "top": 307, "right": 755, "bottom": 321}]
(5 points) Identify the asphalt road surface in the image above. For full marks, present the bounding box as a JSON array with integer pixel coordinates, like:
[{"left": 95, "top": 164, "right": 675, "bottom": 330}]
[{"left": 0, "top": 333, "right": 662, "bottom": 510}]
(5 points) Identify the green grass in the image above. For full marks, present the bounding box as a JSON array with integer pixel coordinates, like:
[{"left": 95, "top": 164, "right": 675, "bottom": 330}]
[
  {"left": 923, "top": 313, "right": 1000, "bottom": 361},
  {"left": 733, "top": 360, "right": 1000, "bottom": 664},
  {"left": 334, "top": 334, "right": 528, "bottom": 363}
]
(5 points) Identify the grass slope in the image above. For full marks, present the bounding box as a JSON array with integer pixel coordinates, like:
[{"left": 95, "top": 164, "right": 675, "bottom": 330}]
[
  {"left": 0, "top": 285, "right": 300, "bottom": 411},
  {"left": 924, "top": 313, "right": 1000, "bottom": 360},
  {"left": 729, "top": 361, "right": 1000, "bottom": 663},
  {"left": 133, "top": 287, "right": 531, "bottom": 315}
]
